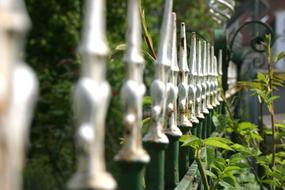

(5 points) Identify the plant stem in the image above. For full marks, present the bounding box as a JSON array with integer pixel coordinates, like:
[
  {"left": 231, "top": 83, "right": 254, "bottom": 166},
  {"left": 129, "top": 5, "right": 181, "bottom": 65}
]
[
  {"left": 266, "top": 35, "right": 276, "bottom": 168},
  {"left": 195, "top": 150, "right": 210, "bottom": 190},
  {"left": 246, "top": 158, "right": 264, "bottom": 190}
]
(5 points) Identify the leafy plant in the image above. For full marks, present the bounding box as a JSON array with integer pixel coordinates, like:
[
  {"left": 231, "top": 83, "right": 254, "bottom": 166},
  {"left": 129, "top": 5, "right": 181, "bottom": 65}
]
[{"left": 180, "top": 33, "right": 285, "bottom": 190}]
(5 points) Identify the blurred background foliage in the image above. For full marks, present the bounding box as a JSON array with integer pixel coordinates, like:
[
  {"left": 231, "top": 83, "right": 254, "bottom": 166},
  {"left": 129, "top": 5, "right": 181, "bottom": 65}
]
[{"left": 23, "top": 0, "right": 217, "bottom": 189}]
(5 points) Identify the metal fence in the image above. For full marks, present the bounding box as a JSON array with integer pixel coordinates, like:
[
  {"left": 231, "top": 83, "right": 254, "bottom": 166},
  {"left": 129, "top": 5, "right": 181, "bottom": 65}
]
[{"left": 0, "top": 0, "right": 238, "bottom": 190}]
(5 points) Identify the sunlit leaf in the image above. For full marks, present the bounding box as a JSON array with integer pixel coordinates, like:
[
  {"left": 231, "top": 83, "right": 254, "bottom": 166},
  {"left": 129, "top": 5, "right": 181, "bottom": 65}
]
[
  {"left": 237, "top": 122, "right": 257, "bottom": 132},
  {"left": 141, "top": 117, "right": 151, "bottom": 135},
  {"left": 220, "top": 176, "right": 236, "bottom": 188},
  {"left": 181, "top": 135, "right": 202, "bottom": 149},
  {"left": 273, "top": 51, "right": 285, "bottom": 63},
  {"left": 205, "top": 170, "right": 217, "bottom": 179},
  {"left": 140, "top": 9, "right": 156, "bottom": 59},
  {"left": 204, "top": 138, "right": 233, "bottom": 151},
  {"left": 143, "top": 96, "right": 152, "bottom": 106},
  {"left": 224, "top": 166, "right": 241, "bottom": 173}
]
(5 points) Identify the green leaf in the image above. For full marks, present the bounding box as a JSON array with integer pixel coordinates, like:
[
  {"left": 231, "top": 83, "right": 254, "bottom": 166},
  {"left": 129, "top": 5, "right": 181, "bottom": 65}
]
[
  {"left": 206, "top": 147, "right": 215, "bottom": 166},
  {"left": 237, "top": 122, "right": 257, "bottom": 132},
  {"left": 250, "top": 132, "right": 263, "bottom": 141},
  {"left": 224, "top": 166, "right": 241, "bottom": 173},
  {"left": 211, "top": 158, "right": 226, "bottom": 173},
  {"left": 142, "top": 117, "right": 151, "bottom": 134},
  {"left": 256, "top": 72, "right": 268, "bottom": 84},
  {"left": 114, "top": 43, "right": 127, "bottom": 51},
  {"left": 143, "top": 96, "right": 152, "bottom": 106},
  {"left": 143, "top": 50, "right": 156, "bottom": 63},
  {"left": 206, "top": 137, "right": 233, "bottom": 144},
  {"left": 140, "top": 9, "right": 156, "bottom": 59},
  {"left": 119, "top": 137, "right": 125, "bottom": 145},
  {"left": 221, "top": 175, "right": 237, "bottom": 188},
  {"left": 210, "top": 163, "right": 223, "bottom": 174},
  {"left": 235, "top": 162, "right": 249, "bottom": 169},
  {"left": 262, "top": 179, "right": 278, "bottom": 186},
  {"left": 179, "top": 134, "right": 191, "bottom": 142},
  {"left": 276, "top": 123, "right": 285, "bottom": 130},
  {"left": 204, "top": 138, "right": 233, "bottom": 151},
  {"left": 205, "top": 170, "right": 217, "bottom": 179},
  {"left": 268, "top": 95, "right": 280, "bottom": 103},
  {"left": 180, "top": 135, "right": 202, "bottom": 149},
  {"left": 228, "top": 154, "right": 243, "bottom": 165},
  {"left": 219, "top": 181, "right": 235, "bottom": 189},
  {"left": 273, "top": 51, "right": 285, "bottom": 63},
  {"left": 231, "top": 144, "right": 252, "bottom": 155}
]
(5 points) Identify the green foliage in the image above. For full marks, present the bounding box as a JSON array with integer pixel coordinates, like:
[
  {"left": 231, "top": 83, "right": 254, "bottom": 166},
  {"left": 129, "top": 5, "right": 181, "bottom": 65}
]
[
  {"left": 180, "top": 34, "right": 285, "bottom": 189},
  {"left": 204, "top": 137, "right": 233, "bottom": 151},
  {"left": 24, "top": 0, "right": 81, "bottom": 189},
  {"left": 273, "top": 51, "right": 285, "bottom": 64}
]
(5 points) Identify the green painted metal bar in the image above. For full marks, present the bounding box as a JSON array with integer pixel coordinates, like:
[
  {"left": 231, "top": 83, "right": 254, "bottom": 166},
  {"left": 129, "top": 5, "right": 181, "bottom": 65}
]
[
  {"left": 144, "top": 142, "right": 168, "bottom": 190},
  {"left": 190, "top": 123, "right": 197, "bottom": 136},
  {"left": 165, "top": 135, "right": 180, "bottom": 189},
  {"left": 179, "top": 126, "right": 191, "bottom": 180},
  {"left": 117, "top": 161, "right": 146, "bottom": 190},
  {"left": 207, "top": 110, "right": 213, "bottom": 136},
  {"left": 175, "top": 162, "right": 199, "bottom": 190},
  {"left": 203, "top": 113, "right": 209, "bottom": 138},
  {"left": 164, "top": 12, "right": 183, "bottom": 190},
  {"left": 189, "top": 124, "right": 199, "bottom": 166},
  {"left": 198, "top": 119, "right": 204, "bottom": 139}
]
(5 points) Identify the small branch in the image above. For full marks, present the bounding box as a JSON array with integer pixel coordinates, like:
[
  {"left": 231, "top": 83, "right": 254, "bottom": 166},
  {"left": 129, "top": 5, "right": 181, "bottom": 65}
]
[
  {"left": 266, "top": 35, "right": 276, "bottom": 168},
  {"left": 195, "top": 150, "right": 210, "bottom": 190},
  {"left": 246, "top": 158, "right": 264, "bottom": 190}
]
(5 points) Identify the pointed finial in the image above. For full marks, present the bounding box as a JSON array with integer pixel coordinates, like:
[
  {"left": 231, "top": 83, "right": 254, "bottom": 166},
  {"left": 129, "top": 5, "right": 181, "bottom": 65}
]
[
  {"left": 177, "top": 22, "right": 192, "bottom": 127},
  {"left": 213, "top": 55, "right": 220, "bottom": 104},
  {"left": 115, "top": 0, "right": 149, "bottom": 164},
  {"left": 206, "top": 43, "right": 213, "bottom": 109},
  {"left": 210, "top": 45, "right": 215, "bottom": 76},
  {"left": 214, "top": 55, "right": 218, "bottom": 77},
  {"left": 80, "top": 0, "right": 109, "bottom": 56},
  {"left": 0, "top": 0, "right": 30, "bottom": 32},
  {"left": 157, "top": 0, "right": 173, "bottom": 66},
  {"left": 171, "top": 12, "right": 179, "bottom": 72},
  {"left": 124, "top": 0, "right": 144, "bottom": 65},
  {"left": 164, "top": 12, "right": 182, "bottom": 137},
  {"left": 207, "top": 43, "right": 211, "bottom": 76},
  {"left": 202, "top": 41, "right": 208, "bottom": 77},
  {"left": 0, "top": 1, "right": 38, "bottom": 190},
  {"left": 0, "top": 0, "right": 31, "bottom": 111},
  {"left": 68, "top": 0, "right": 116, "bottom": 189},
  {"left": 143, "top": 0, "right": 173, "bottom": 144},
  {"left": 189, "top": 32, "right": 198, "bottom": 76},
  {"left": 178, "top": 22, "right": 189, "bottom": 72},
  {"left": 197, "top": 39, "right": 203, "bottom": 77},
  {"left": 201, "top": 40, "right": 209, "bottom": 114}
]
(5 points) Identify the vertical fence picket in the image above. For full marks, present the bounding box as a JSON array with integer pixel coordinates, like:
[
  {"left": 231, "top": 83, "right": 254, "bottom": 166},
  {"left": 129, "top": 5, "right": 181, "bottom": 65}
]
[
  {"left": 177, "top": 23, "right": 192, "bottom": 180},
  {"left": 0, "top": 1, "right": 38, "bottom": 190},
  {"left": 196, "top": 39, "right": 205, "bottom": 139},
  {"left": 114, "top": 0, "right": 150, "bottom": 189},
  {"left": 189, "top": 33, "right": 199, "bottom": 129},
  {"left": 164, "top": 12, "right": 183, "bottom": 190},
  {"left": 67, "top": 0, "right": 116, "bottom": 189},
  {"left": 217, "top": 49, "right": 224, "bottom": 113},
  {"left": 201, "top": 41, "right": 210, "bottom": 139},
  {"left": 143, "top": 0, "right": 173, "bottom": 189},
  {"left": 205, "top": 43, "right": 213, "bottom": 135}
]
